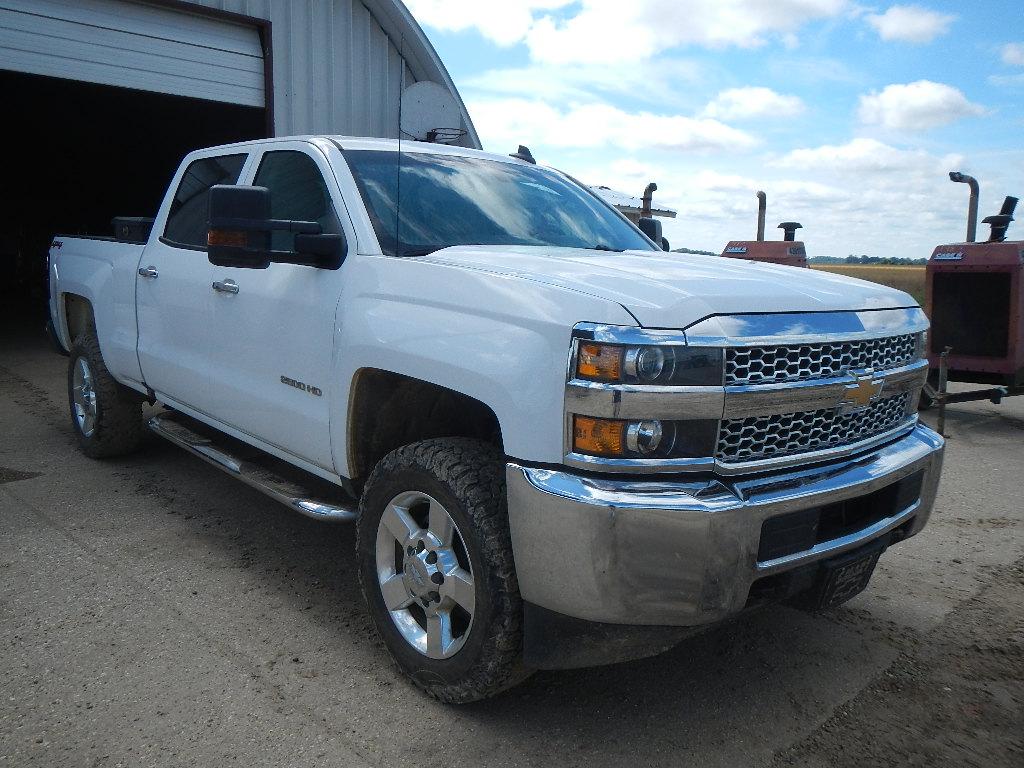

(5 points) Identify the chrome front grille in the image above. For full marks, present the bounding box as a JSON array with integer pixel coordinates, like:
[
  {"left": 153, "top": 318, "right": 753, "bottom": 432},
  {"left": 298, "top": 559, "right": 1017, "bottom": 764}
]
[
  {"left": 725, "top": 334, "right": 917, "bottom": 386},
  {"left": 716, "top": 392, "right": 912, "bottom": 463}
]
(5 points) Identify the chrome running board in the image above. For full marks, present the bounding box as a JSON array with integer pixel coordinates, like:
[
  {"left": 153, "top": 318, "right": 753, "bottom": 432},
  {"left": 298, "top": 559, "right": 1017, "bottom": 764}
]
[{"left": 148, "top": 413, "right": 358, "bottom": 523}]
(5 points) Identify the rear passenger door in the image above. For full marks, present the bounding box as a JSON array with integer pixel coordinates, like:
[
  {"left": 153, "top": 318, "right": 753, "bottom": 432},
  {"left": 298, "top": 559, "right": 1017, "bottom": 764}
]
[
  {"left": 200, "top": 143, "right": 348, "bottom": 471},
  {"left": 136, "top": 152, "right": 250, "bottom": 409}
]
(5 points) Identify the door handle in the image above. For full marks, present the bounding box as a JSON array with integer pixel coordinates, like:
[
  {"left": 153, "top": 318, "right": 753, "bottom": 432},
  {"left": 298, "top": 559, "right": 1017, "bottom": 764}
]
[
  {"left": 138, "top": 265, "right": 159, "bottom": 278},
  {"left": 212, "top": 279, "right": 239, "bottom": 294}
]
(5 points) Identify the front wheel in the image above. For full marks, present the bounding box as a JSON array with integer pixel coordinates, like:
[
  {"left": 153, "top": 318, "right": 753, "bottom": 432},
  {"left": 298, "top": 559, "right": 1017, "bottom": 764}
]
[{"left": 357, "top": 438, "right": 530, "bottom": 703}]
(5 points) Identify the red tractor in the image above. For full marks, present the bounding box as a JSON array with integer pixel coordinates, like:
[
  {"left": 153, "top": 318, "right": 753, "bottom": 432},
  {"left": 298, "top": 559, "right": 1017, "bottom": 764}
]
[
  {"left": 721, "top": 191, "right": 809, "bottom": 267},
  {"left": 923, "top": 171, "right": 1022, "bottom": 418}
]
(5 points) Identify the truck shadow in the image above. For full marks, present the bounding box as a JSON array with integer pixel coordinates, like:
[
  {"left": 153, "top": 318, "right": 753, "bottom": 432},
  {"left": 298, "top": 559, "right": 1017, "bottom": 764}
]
[{"left": 135, "top": 435, "right": 899, "bottom": 766}]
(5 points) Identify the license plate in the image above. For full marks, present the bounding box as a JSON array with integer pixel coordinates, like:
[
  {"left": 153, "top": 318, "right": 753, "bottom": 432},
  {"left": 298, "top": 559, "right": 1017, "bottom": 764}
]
[{"left": 817, "top": 548, "right": 882, "bottom": 609}]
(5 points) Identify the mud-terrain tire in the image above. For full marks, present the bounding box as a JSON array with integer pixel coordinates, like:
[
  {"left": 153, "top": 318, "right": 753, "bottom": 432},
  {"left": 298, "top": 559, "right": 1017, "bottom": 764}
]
[
  {"left": 357, "top": 438, "right": 531, "bottom": 703},
  {"left": 67, "top": 332, "right": 145, "bottom": 458}
]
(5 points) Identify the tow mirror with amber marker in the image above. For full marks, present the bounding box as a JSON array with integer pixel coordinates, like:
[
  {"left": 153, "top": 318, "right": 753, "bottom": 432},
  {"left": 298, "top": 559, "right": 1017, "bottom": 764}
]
[
  {"left": 207, "top": 185, "right": 346, "bottom": 270},
  {"left": 207, "top": 185, "right": 272, "bottom": 269}
]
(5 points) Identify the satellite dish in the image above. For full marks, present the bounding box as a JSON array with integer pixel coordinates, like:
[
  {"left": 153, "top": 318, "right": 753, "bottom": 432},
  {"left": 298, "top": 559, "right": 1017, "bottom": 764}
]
[{"left": 400, "top": 82, "right": 465, "bottom": 144}]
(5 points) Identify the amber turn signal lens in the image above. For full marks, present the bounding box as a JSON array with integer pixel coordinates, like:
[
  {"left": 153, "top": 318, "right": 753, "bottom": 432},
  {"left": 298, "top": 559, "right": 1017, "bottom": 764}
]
[
  {"left": 573, "top": 415, "right": 627, "bottom": 457},
  {"left": 577, "top": 343, "right": 623, "bottom": 381},
  {"left": 208, "top": 229, "right": 248, "bottom": 247}
]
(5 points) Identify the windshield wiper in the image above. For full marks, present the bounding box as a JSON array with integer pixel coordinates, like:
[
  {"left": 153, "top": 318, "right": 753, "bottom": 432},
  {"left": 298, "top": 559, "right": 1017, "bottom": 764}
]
[{"left": 589, "top": 243, "right": 624, "bottom": 252}]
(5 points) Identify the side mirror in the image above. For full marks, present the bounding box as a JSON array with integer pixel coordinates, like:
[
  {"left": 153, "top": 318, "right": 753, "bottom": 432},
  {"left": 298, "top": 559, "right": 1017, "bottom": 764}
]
[
  {"left": 661, "top": 237, "right": 671, "bottom": 252},
  {"left": 637, "top": 217, "right": 665, "bottom": 249},
  {"left": 293, "top": 233, "right": 345, "bottom": 269},
  {"left": 207, "top": 185, "right": 346, "bottom": 270},
  {"left": 207, "top": 185, "right": 272, "bottom": 269}
]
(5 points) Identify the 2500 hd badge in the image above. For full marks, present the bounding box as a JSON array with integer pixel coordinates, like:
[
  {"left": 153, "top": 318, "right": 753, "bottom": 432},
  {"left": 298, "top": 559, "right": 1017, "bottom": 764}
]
[{"left": 280, "top": 375, "right": 322, "bottom": 397}]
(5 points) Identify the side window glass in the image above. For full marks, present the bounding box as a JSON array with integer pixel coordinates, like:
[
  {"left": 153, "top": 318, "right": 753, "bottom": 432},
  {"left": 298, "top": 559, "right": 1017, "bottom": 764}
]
[
  {"left": 253, "top": 151, "right": 338, "bottom": 251},
  {"left": 163, "top": 154, "right": 247, "bottom": 248}
]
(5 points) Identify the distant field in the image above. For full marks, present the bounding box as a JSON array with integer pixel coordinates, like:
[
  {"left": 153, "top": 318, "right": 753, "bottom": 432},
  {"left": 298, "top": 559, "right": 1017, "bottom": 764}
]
[{"left": 811, "top": 264, "right": 926, "bottom": 305}]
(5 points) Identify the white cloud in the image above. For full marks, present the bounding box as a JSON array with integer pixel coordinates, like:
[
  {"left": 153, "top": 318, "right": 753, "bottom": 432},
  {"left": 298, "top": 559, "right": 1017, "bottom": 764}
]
[
  {"left": 701, "top": 87, "right": 806, "bottom": 120},
  {"left": 1002, "top": 43, "right": 1024, "bottom": 66},
  {"left": 857, "top": 80, "right": 984, "bottom": 131},
  {"left": 639, "top": 139, "right": 968, "bottom": 255},
  {"left": 412, "top": 1, "right": 850, "bottom": 65},
  {"left": 526, "top": 0, "right": 849, "bottom": 64},
  {"left": 557, "top": 135, "right": 997, "bottom": 260},
  {"left": 776, "top": 137, "right": 962, "bottom": 174},
  {"left": 403, "top": 0, "right": 573, "bottom": 46},
  {"left": 462, "top": 60, "right": 705, "bottom": 106},
  {"left": 864, "top": 5, "right": 955, "bottom": 43},
  {"left": 468, "top": 98, "right": 758, "bottom": 153}
]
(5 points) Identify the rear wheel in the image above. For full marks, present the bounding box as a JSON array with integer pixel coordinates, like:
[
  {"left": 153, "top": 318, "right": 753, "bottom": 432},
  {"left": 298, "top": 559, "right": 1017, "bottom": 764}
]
[
  {"left": 67, "top": 332, "right": 144, "bottom": 458},
  {"left": 357, "top": 438, "right": 530, "bottom": 703}
]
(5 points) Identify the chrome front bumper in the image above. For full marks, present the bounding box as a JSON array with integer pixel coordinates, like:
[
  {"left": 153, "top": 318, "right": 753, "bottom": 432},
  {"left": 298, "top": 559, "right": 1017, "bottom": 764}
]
[{"left": 506, "top": 423, "right": 944, "bottom": 627}]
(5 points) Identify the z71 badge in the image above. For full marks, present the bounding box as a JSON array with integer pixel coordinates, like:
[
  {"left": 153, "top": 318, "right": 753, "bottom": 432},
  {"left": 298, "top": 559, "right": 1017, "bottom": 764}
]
[{"left": 280, "top": 375, "right": 322, "bottom": 397}]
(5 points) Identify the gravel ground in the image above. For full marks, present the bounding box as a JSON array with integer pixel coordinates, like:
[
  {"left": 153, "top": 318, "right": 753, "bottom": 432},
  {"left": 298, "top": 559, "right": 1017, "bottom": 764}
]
[{"left": 0, "top": 321, "right": 1021, "bottom": 767}]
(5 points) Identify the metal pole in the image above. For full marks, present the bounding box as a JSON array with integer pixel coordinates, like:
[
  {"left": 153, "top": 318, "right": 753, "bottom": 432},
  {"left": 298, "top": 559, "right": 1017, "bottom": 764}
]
[
  {"left": 756, "top": 191, "right": 766, "bottom": 242},
  {"left": 641, "top": 183, "right": 657, "bottom": 219},
  {"left": 949, "top": 172, "right": 979, "bottom": 243},
  {"left": 937, "top": 347, "right": 951, "bottom": 437}
]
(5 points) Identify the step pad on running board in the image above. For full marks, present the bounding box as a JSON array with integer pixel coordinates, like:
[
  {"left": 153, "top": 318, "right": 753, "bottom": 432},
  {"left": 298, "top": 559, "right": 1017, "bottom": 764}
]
[{"left": 148, "top": 412, "right": 357, "bottom": 523}]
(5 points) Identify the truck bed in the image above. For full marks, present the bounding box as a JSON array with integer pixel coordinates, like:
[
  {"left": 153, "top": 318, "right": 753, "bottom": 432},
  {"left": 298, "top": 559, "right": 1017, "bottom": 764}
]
[{"left": 49, "top": 235, "right": 147, "bottom": 386}]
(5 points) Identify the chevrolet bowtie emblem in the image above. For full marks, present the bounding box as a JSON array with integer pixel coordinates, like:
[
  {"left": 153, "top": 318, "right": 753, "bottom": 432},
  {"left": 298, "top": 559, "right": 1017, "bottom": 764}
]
[{"left": 842, "top": 372, "right": 884, "bottom": 412}]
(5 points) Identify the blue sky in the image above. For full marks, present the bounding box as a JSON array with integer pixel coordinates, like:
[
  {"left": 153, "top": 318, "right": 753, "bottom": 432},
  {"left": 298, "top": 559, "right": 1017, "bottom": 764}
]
[{"left": 406, "top": 0, "right": 1023, "bottom": 259}]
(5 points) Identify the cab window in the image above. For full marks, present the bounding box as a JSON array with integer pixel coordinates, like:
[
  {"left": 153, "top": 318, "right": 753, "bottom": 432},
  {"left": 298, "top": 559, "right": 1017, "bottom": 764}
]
[
  {"left": 163, "top": 154, "right": 247, "bottom": 248},
  {"left": 252, "top": 150, "right": 339, "bottom": 251}
]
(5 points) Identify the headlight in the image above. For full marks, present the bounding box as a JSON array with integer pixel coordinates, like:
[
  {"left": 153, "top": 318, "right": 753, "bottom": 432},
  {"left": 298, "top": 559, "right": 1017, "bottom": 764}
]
[
  {"left": 576, "top": 342, "right": 723, "bottom": 386},
  {"left": 572, "top": 415, "right": 718, "bottom": 459}
]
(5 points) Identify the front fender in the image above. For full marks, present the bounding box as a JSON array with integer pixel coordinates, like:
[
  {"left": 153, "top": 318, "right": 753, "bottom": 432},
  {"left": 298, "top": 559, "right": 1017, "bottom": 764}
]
[{"left": 330, "top": 255, "right": 636, "bottom": 475}]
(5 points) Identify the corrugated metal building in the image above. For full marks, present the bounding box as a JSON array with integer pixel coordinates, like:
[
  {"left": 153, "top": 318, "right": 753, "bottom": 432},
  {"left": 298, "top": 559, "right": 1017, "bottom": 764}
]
[
  {"left": 0, "top": 0, "right": 478, "bottom": 316},
  {"left": 0, "top": 0, "right": 478, "bottom": 142}
]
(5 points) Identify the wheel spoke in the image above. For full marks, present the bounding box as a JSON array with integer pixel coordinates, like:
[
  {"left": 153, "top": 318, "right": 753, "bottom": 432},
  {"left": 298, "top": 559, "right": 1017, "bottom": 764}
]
[
  {"left": 379, "top": 574, "right": 414, "bottom": 611},
  {"left": 426, "top": 610, "right": 453, "bottom": 658},
  {"left": 442, "top": 567, "right": 475, "bottom": 614},
  {"left": 380, "top": 503, "right": 421, "bottom": 546},
  {"left": 428, "top": 499, "right": 455, "bottom": 546},
  {"left": 81, "top": 413, "right": 94, "bottom": 435}
]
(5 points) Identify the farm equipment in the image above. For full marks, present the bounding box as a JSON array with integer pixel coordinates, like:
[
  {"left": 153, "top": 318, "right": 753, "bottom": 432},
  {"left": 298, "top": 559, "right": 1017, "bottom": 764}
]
[
  {"left": 923, "top": 171, "right": 1024, "bottom": 426},
  {"left": 720, "top": 191, "right": 809, "bottom": 267}
]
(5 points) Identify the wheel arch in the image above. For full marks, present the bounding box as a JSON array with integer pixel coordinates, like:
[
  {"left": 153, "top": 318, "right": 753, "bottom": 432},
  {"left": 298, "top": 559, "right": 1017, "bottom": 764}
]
[
  {"left": 62, "top": 293, "right": 96, "bottom": 344},
  {"left": 346, "top": 368, "right": 503, "bottom": 484}
]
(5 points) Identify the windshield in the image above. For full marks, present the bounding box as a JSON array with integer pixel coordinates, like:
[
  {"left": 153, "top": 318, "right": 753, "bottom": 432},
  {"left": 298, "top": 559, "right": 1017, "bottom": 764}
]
[{"left": 343, "top": 150, "right": 657, "bottom": 257}]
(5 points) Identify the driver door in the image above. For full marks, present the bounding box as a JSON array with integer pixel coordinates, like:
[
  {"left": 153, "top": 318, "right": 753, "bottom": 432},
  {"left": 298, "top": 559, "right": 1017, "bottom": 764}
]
[{"left": 200, "top": 143, "right": 349, "bottom": 471}]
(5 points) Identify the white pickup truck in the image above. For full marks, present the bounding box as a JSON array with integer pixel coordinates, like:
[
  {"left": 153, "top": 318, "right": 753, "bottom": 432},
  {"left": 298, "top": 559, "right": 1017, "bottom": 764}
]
[{"left": 48, "top": 135, "right": 944, "bottom": 703}]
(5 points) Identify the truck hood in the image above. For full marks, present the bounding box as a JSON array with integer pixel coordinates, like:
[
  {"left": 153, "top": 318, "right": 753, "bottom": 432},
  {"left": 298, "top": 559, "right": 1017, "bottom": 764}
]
[{"left": 420, "top": 246, "right": 918, "bottom": 329}]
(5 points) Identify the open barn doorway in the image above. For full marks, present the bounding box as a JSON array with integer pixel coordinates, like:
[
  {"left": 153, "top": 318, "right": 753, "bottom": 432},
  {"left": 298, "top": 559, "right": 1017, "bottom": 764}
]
[{"left": 0, "top": 70, "right": 266, "bottom": 332}]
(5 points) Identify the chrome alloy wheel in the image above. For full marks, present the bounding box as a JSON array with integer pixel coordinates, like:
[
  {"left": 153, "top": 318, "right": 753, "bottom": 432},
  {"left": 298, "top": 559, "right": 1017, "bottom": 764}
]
[
  {"left": 375, "top": 491, "right": 476, "bottom": 659},
  {"left": 71, "top": 357, "right": 98, "bottom": 437}
]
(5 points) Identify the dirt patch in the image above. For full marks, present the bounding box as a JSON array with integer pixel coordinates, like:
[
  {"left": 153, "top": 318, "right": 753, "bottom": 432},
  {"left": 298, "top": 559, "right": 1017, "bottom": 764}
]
[
  {"left": 0, "top": 467, "right": 42, "bottom": 484},
  {"left": 771, "top": 559, "right": 1024, "bottom": 767},
  {"left": 0, "top": 364, "right": 65, "bottom": 429}
]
